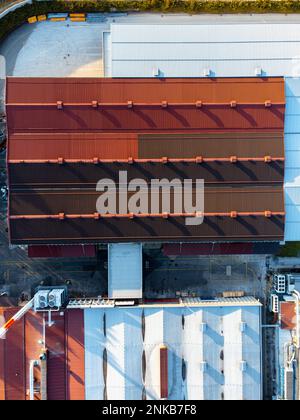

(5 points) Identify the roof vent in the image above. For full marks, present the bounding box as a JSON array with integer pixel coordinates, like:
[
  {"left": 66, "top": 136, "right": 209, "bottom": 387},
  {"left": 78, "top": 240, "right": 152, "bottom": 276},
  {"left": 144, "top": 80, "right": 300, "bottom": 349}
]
[
  {"left": 153, "top": 67, "right": 160, "bottom": 77},
  {"left": 200, "top": 322, "right": 207, "bottom": 333},
  {"left": 265, "top": 100, "right": 272, "bottom": 108},
  {"left": 200, "top": 361, "right": 207, "bottom": 372},
  {"left": 203, "top": 68, "right": 211, "bottom": 77},
  {"left": 240, "top": 361, "right": 247, "bottom": 372},
  {"left": 255, "top": 67, "right": 263, "bottom": 76},
  {"left": 240, "top": 322, "right": 247, "bottom": 332}
]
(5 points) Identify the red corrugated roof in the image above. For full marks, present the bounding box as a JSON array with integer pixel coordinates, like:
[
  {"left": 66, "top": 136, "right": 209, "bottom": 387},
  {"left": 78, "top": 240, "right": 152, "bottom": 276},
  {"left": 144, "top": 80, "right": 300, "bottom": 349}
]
[
  {"left": 8, "top": 133, "right": 138, "bottom": 161},
  {"left": 7, "top": 105, "right": 284, "bottom": 133},
  {"left": 163, "top": 243, "right": 254, "bottom": 256},
  {"left": 8, "top": 132, "right": 284, "bottom": 161},
  {"left": 28, "top": 245, "right": 96, "bottom": 258},
  {"left": 6, "top": 77, "right": 285, "bottom": 103},
  {"left": 6, "top": 77, "right": 286, "bottom": 244},
  {"left": 4, "top": 310, "right": 25, "bottom": 400},
  {"left": 0, "top": 316, "right": 4, "bottom": 400},
  {"left": 160, "top": 346, "right": 168, "bottom": 399},
  {"left": 0, "top": 309, "right": 86, "bottom": 400},
  {"left": 65, "top": 310, "right": 85, "bottom": 400},
  {"left": 24, "top": 312, "right": 43, "bottom": 400},
  {"left": 46, "top": 312, "right": 66, "bottom": 400},
  {"left": 281, "top": 302, "right": 296, "bottom": 331}
]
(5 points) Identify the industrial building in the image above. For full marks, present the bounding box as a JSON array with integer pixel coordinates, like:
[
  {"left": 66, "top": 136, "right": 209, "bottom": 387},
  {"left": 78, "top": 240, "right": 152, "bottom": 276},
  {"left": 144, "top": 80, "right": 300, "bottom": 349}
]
[
  {"left": 7, "top": 76, "right": 285, "bottom": 245},
  {"left": 3, "top": 15, "right": 300, "bottom": 402},
  {"left": 0, "top": 297, "right": 262, "bottom": 400},
  {"left": 103, "top": 22, "right": 300, "bottom": 242}
]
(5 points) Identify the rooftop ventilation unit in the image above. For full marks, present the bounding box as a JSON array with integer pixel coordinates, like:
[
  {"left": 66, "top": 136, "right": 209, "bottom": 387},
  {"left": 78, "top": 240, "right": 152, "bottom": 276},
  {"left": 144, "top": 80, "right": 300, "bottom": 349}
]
[
  {"left": 273, "top": 274, "right": 286, "bottom": 294},
  {"left": 200, "top": 361, "right": 207, "bottom": 372},
  {"left": 200, "top": 322, "right": 207, "bottom": 333},
  {"left": 153, "top": 67, "right": 160, "bottom": 77},
  {"left": 255, "top": 67, "right": 263, "bottom": 76},
  {"left": 240, "top": 322, "right": 247, "bottom": 333},
  {"left": 203, "top": 68, "right": 211, "bottom": 77},
  {"left": 270, "top": 294, "right": 279, "bottom": 313},
  {"left": 240, "top": 361, "right": 247, "bottom": 372}
]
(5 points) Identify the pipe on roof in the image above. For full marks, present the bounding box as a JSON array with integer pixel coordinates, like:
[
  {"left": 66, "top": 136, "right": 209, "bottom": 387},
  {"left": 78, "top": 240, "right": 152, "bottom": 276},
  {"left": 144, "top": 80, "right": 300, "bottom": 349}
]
[
  {"left": 29, "top": 360, "right": 39, "bottom": 401},
  {"left": 6, "top": 101, "right": 285, "bottom": 108},
  {"left": 9, "top": 211, "right": 286, "bottom": 220},
  {"left": 8, "top": 157, "right": 285, "bottom": 164}
]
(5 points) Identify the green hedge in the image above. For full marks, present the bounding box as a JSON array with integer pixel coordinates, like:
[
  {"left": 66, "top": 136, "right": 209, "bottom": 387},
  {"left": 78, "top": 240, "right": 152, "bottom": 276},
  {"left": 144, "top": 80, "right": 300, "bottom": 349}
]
[{"left": 3, "top": 1, "right": 300, "bottom": 42}]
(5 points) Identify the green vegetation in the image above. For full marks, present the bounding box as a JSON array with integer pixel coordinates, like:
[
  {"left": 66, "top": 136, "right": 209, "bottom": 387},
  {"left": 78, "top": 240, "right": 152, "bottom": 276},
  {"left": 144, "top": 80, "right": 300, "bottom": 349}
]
[
  {"left": 277, "top": 242, "right": 300, "bottom": 257},
  {"left": 0, "top": 0, "right": 300, "bottom": 43}
]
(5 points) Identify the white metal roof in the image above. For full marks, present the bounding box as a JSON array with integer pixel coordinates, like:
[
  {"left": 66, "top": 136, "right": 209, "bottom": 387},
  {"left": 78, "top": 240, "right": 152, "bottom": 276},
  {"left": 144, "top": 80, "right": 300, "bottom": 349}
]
[
  {"left": 107, "top": 23, "right": 300, "bottom": 78},
  {"left": 84, "top": 301, "right": 262, "bottom": 400},
  {"left": 108, "top": 243, "right": 143, "bottom": 299}
]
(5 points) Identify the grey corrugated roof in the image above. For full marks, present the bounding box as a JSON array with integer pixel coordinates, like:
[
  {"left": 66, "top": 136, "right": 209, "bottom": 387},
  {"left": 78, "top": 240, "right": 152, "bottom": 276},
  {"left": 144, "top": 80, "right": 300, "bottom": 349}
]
[{"left": 83, "top": 303, "right": 262, "bottom": 400}]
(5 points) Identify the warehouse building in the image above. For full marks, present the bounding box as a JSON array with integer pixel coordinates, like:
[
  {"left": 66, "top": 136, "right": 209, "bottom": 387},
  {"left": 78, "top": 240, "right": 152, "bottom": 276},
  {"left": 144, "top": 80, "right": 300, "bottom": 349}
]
[
  {"left": 0, "top": 297, "right": 262, "bottom": 400},
  {"left": 6, "top": 76, "right": 285, "bottom": 245},
  {"left": 103, "top": 22, "right": 300, "bottom": 242},
  {"left": 104, "top": 23, "right": 300, "bottom": 78}
]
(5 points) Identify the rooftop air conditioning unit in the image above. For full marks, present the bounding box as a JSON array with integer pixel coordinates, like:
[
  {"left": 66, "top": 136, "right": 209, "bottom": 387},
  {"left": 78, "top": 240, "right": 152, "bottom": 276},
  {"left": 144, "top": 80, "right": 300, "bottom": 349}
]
[
  {"left": 286, "top": 274, "right": 296, "bottom": 293},
  {"left": 273, "top": 274, "right": 286, "bottom": 294},
  {"left": 48, "top": 289, "right": 65, "bottom": 309},
  {"left": 270, "top": 294, "right": 279, "bottom": 313},
  {"left": 34, "top": 290, "right": 49, "bottom": 310}
]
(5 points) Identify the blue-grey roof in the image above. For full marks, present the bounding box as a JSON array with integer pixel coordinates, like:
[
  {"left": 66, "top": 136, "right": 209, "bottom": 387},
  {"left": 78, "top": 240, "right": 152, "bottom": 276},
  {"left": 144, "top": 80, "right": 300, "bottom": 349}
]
[
  {"left": 108, "top": 243, "right": 143, "bottom": 299},
  {"left": 84, "top": 301, "right": 262, "bottom": 400}
]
